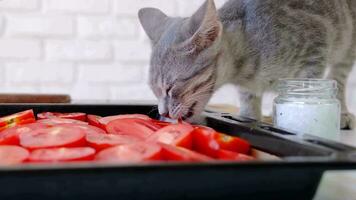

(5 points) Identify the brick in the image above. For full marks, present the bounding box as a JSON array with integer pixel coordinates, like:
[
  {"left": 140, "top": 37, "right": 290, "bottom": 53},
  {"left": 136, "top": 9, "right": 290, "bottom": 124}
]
[
  {"left": 0, "top": 0, "right": 39, "bottom": 11},
  {"left": 46, "top": 40, "right": 112, "bottom": 61},
  {"left": 78, "top": 16, "right": 138, "bottom": 39},
  {"left": 45, "top": 0, "right": 110, "bottom": 14},
  {"left": 78, "top": 63, "right": 144, "bottom": 84},
  {"left": 5, "top": 62, "right": 74, "bottom": 85},
  {"left": 0, "top": 39, "right": 41, "bottom": 59},
  {"left": 71, "top": 85, "right": 111, "bottom": 101},
  {"left": 114, "top": 40, "right": 151, "bottom": 61},
  {"left": 115, "top": 0, "right": 177, "bottom": 16},
  {"left": 6, "top": 15, "right": 74, "bottom": 37},
  {"left": 111, "top": 84, "right": 156, "bottom": 101},
  {"left": 178, "top": 0, "right": 228, "bottom": 16}
]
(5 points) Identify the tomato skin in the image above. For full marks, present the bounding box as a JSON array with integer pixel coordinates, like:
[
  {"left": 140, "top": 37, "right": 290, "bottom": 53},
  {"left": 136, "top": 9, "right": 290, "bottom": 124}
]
[
  {"left": 95, "top": 142, "right": 162, "bottom": 163},
  {"left": 0, "top": 110, "right": 36, "bottom": 131},
  {"left": 0, "top": 123, "right": 48, "bottom": 145},
  {"left": 160, "top": 144, "right": 213, "bottom": 162},
  {"left": 0, "top": 145, "right": 30, "bottom": 166},
  {"left": 214, "top": 132, "right": 250, "bottom": 154},
  {"left": 99, "top": 114, "right": 151, "bottom": 126},
  {"left": 19, "top": 126, "right": 86, "bottom": 150},
  {"left": 192, "top": 127, "right": 220, "bottom": 158},
  {"left": 86, "top": 132, "right": 141, "bottom": 151},
  {"left": 37, "top": 118, "right": 88, "bottom": 126},
  {"left": 147, "top": 124, "right": 193, "bottom": 149},
  {"left": 87, "top": 115, "right": 105, "bottom": 130},
  {"left": 217, "top": 149, "right": 254, "bottom": 161},
  {"left": 28, "top": 147, "right": 96, "bottom": 162},
  {"left": 106, "top": 118, "right": 160, "bottom": 139},
  {"left": 37, "top": 112, "right": 87, "bottom": 121}
]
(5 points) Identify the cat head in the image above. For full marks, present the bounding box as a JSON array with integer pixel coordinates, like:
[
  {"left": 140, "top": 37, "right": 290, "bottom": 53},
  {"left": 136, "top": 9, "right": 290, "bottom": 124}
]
[{"left": 139, "top": 0, "right": 223, "bottom": 121}]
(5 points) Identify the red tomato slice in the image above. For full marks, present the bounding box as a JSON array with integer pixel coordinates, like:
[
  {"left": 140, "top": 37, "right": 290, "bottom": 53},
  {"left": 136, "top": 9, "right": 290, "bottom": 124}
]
[
  {"left": 217, "top": 149, "right": 254, "bottom": 161},
  {"left": 106, "top": 118, "right": 160, "bottom": 139},
  {"left": 0, "top": 145, "right": 29, "bottom": 166},
  {"left": 99, "top": 114, "right": 151, "bottom": 126},
  {"left": 60, "top": 124, "right": 106, "bottom": 135},
  {"left": 28, "top": 147, "right": 96, "bottom": 162},
  {"left": 214, "top": 132, "right": 250, "bottom": 154},
  {"left": 86, "top": 132, "right": 141, "bottom": 151},
  {"left": 19, "top": 126, "right": 86, "bottom": 150},
  {"left": 37, "top": 112, "right": 87, "bottom": 121},
  {"left": 37, "top": 118, "right": 88, "bottom": 126},
  {"left": 95, "top": 142, "right": 162, "bottom": 163},
  {"left": 192, "top": 126, "right": 221, "bottom": 158},
  {"left": 147, "top": 124, "right": 193, "bottom": 149},
  {"left": 87, "top": 115, "right": 105, "bottom": 129},
  {"left": 0, "top": 123, "right": 48, "bottom": 145},
  {"left": 150, "top": 120, "right": 172, "bottom": 128},
  {"left": 0, "top": 110, "right": 36, "bottom": 131},
  {"left": 160, "top": 144, "right": 213, "bottom": 162}
]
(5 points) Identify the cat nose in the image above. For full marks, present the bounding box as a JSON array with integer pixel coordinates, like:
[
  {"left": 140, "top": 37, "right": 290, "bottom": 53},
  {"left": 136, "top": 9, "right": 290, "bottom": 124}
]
[{"left": 158, "top": 99, "right": 169, "bottom": 117}]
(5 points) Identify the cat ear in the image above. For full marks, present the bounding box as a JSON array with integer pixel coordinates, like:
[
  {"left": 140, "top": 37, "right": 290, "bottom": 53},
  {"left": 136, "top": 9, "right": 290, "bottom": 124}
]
[
  {"left": 138, "top": 8, "right": 169, "bottom": 43},
  {"left": 177, "top": 0, "right": 222, "bottom": 54}
]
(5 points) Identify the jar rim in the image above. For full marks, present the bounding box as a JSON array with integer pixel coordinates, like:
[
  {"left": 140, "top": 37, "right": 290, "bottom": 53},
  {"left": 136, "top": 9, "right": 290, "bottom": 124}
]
[{"left": 277, "top": 78, "right": 338, "bottom": 96}]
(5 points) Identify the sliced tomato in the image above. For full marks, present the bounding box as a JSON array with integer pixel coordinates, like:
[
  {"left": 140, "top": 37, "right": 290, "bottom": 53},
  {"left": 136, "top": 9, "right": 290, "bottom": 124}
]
[
  {"left": 160, "top": 144, "right": 213, "bottom": 162},
  {"left": 19, "top": 126, "right": 86, "bottom": 150},
  {"left": 28, "top": 147, "right": 96, "bottom": 162},
  {"left": 0, "top": 145, "right": 29, "bottom": 166},
  {"left": 192, "top": 126, "right": 221, "bottom": 158},
  {"left": 214, "top": 132, "right": 250, "bottom": 154},
  {"left": 0, "top": 110, "right": 36, "bottom": 131},
  {"left": 37, "top": 118, "right": 88, "bottom": 126},
  {"left": 0, "top": 123, "right": 48, "bottom": 145},
  {"left": 147, "top": 124, "right": 193, "bottom": 149},
  {"left": 106, "top": 118, "right": 160, "bottom": 139},
  {"left": 37, "top": 112, "right": 87, "bottom": 121},
  {"left": 150, "top": 120, "right": 172, "bottom": 128},
  {"left": 99, "top": 114, "right": 151, "bottom": 126},
  {"left": 86, "top": 132, "right": 140, "bottom": 151},
  {"left": 217, "top": 149, "right": 254, "bottom": 161},
  {"left": 87, "top": 115, "right": 105, "bottom": 129},
  {"left": 60, "top": 124, "right": 106, "bottom": 135},
  {"left": 95, "top": 142, "right": 162, "bottom": 163}
]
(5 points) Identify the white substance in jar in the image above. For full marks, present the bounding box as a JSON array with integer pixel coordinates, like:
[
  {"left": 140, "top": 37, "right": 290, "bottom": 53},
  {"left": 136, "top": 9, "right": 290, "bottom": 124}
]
[
  {"left": 274, "top": 103, "right": 340, "bottom": 140},
  {"left": 273, "top": 79, "right": 341, "bottom": 140}
]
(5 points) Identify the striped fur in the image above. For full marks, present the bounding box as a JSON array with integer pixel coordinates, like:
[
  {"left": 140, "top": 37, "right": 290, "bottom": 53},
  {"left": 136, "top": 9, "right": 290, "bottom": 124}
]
[{"left": 139, "top": 0, "right": 355, "bottom": 129}]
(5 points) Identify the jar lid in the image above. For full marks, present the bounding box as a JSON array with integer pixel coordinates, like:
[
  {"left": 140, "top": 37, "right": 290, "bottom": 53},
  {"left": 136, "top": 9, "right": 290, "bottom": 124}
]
[{"left": 277, "top": 79, "right": 338, "bottom": 96}]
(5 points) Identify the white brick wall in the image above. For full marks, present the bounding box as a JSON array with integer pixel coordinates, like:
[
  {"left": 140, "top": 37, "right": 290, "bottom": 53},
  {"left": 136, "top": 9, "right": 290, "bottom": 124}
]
[{"left": 0, "top": 0, "right": 354, "bottom": 115}]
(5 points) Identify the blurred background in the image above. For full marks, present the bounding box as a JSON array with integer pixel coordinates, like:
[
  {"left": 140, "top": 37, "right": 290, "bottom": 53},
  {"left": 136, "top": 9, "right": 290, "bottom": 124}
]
[{"left": 0, "top": 0, "right": 355, "bottom": 115}]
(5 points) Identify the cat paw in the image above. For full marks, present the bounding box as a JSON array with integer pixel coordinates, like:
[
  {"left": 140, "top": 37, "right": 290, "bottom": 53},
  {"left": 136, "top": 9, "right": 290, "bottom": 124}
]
[{"left": 341, "top": 113, "right": 355, "bottom": 130}]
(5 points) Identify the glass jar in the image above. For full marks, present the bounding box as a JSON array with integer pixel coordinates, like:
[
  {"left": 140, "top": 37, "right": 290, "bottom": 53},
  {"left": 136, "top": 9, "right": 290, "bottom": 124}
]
[{"left": 273, "top": 79, "right": 340, "bottom": 140}]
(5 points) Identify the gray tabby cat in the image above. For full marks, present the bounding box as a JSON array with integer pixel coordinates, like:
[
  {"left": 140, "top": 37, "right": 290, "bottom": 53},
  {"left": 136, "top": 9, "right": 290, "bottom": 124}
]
[{"left": 138, "top": 0, "right": 355, "bottom": 129}]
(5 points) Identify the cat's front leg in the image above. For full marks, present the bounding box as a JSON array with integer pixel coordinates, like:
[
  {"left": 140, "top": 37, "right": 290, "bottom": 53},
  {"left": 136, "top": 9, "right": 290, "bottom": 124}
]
[{"left": 238, "top": 89, "right": 262, "bottom": 121}]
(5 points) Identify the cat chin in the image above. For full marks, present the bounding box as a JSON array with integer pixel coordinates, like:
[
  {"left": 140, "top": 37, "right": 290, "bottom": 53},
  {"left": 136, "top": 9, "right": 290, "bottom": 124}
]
[{"left": 185, "top": 114, "right": 207, "bottom": 125}]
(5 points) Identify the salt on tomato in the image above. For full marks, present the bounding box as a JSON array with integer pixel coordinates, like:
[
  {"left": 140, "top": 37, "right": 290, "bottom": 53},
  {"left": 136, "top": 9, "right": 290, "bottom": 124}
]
[
  {"left": 37, "top": 112, "right": 87, "bottom": 121},
  {"left": 0, "top": 145, "right": 29, "bottom": 166},
  {"left": 37, "top": 118, "right": 88, "bottom": 126},
  {"left": 160, "top": 144, "right": 213, "bottom": 162},
  {"left": 87, "top": 115, "right": 105, "bottom": 129},
  {"left": 95, "top": 142, "right": 162, "bottom": 163},
  {"left": 99, "top": 114, "right": 151, "bottom": 126},
  {"left": 217, "top": 149, "right": 254, "bottom": 161},
  {"left": 214, "top": 132, "right": 250, "bottom": 154},
  {"left": 106, "top": 118, "right": 160, "bottom": 139},
  {"left": 19, "top": 126, "right": 86, "bottom": 150},
  {"left": 147, "top": 124, "right": 193, "bottom": 149},
  {"left": 28, "top": 147, "right": 96, "bottom": 162},
  {"left": 86, "top": 132, "right": 141, "bottom": 151},
  {"left": 0, "top": 110, "right": 36, "bottom": 131},
  {"left": 0, "top": 123, "right": 48, "bottom": 145}
]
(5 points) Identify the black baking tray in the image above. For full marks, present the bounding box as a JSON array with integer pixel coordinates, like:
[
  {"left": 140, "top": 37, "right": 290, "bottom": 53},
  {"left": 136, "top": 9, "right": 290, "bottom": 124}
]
[{"left": 0, "top": 103, "right": 355, "bottom": 200}]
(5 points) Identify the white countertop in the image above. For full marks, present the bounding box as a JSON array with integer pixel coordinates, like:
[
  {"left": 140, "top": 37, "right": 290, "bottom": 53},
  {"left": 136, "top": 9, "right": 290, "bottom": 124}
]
[{"left": 314, "top": 129, "right": 356, "bottom": 200}]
